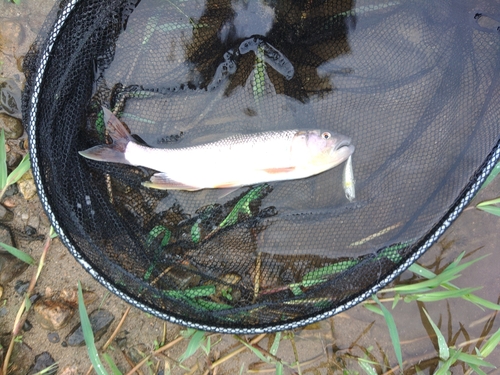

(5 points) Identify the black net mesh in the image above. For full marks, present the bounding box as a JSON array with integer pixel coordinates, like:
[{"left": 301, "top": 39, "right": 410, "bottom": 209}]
[{"left": 23, "top": 0, "right": 500, "bottom": 332}]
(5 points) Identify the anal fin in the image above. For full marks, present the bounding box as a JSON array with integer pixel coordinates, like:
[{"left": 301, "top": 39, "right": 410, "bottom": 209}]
[{"left": 142, "top": 173, "right": 201, "bottom": 191}]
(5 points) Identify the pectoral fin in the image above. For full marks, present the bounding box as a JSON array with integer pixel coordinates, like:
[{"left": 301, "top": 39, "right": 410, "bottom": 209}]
[
  {"left": 263, "top": 166, "right": 296, "bottom": 174},
  {"left": 143, "top": 173, "right": 201, "bottom": 191}
]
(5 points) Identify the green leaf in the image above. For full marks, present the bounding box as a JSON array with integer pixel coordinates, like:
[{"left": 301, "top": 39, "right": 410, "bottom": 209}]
[
  {"left": 358, "top": 357, "right": 378, "bottom": 375},
  {"left": 0, "top": 129, "right": 6, "bottom": 189},
  {"left": 476, "top": 204, "right": 500, "bottom": 216},
  {"left": 102, "top": 353, "right": 123, "bottom": 375},
  {"left": 372, "top": 295, "right": 403, "bottom": 370},
  {"left": 434, "top": 348, "right": 461, "bottom": 375},
  {"left": 477, "top": 197, "right": 500, "bottom": 207},
  {"left": 275, "top": 362, "right": 283, "bottom": 375},
  {"left": 452, "top": 349, "right": 494, "bottom": 368},
  {"left": 407, "top": 287, "right": 482, "bottom": 303},
  {"left": 78, "top": 282, "right": 109, "bottom": 375},
  {"left": 269, "top": 332, "right": 281, "bottom": 356},
  {"left": 480, "top": 327, "right": 500, "bottom": 357},
  {"left": 179, "top": 329, "right": 206, "bottom": 363},
  {"left": 0, "top": 241, "right": 35, "bottom": 265},
  {"left": 49, "top": 226, "right": 58, "bottom": 239},
  {"left": 363, "top": 303, "right": 383, "bottom": 316},
  {"left": 480, "top": 162, "right": 500, "bottom": 189},
  {"left": 236, "top": 337, "right": 271, "bottom": 364},
  {"left": 422, "top": 309, "right": 449, "bottom": 360},
  {"left": 5, "top": 152, "right": 30, "bottom": 186}
]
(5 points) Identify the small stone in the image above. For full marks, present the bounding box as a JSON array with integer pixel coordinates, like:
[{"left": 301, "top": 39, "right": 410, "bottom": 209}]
[
  {"left": 14, "top": 279, "right": 30, "bottom": 295},
  {"left": 23, "top": 319, "right": 33, "bottom": 332},
  {"left": 115, "top": 334, "right": 127, "bottom": 349},
  {"left": 59, "top": 366, "right": 78, "bottom": 375},
  {"left": 33, "top": 298, "right": 75, "bottom": 331},
  {"left": 3, "top": 197, "right": 16, "bottom": 208},
  {"left": 65, "top": 310, "right": 115, "bottom": 347},
  {"left": 0, "top": 113, "right": 23, "bottom": 139},
  {"left": 47, "top": 332, "right": 60, "bottom": 343},
  {"left": 0, "top": 223, "right": 14, "bottom": 246},
  {"left": 17, "top": 170, "right": 37, "bottom": 200},
  {"left": 61, "top": 341, "right": 67, "bottom": 348},
  {"left": 59, "top": 288, "right": 97, "bottom": 307},
  {"left": 6, "top": 151, "right": 22, "bottom": 169},
  {"left": 25, "top": 225, "right": 37, "bottom": 236},
  {"left": 28, "top": 352, "right": 57, "bottom": 375},
  {"left": 0, "top": 306, "right": 8, "bottom": 317},
  {"left": 0, "top": 204, "right": 14, "bottom": 222},
  {"left": 0, "top": 79, "right": 22, "bottom": 117},
  {"left": 4, "top": 183, "right": 18, "bottom": 197},
  {"left": 0, "top": 252, "right": 30, "bottom": 284}
]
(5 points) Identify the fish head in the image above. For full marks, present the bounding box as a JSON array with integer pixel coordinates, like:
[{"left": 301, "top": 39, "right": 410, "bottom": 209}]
[{"left": 292, "top": 130, "right": 355, "bottom": 169}]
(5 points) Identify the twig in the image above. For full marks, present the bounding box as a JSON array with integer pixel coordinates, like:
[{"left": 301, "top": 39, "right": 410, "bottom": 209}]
[
  {"left": 125, "top": 335, "right": 184, "bottom": 375},
  {"left": 2, "top": 230, "right": 52, "bottom": 374},
  {"left": 202, "top": 333, "right": 267, "bottom": 375},
  {"left": 102, "top": 306, "right": 131, "bottom": 351}
]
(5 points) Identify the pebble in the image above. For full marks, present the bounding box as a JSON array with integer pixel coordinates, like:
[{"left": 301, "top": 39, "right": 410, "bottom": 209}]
[
  {"left": 23, "top": 319, "right": 33, "bottom": 332},
  {"left": 59, "top": 366, "right": 78, "bottom": 375},
  {"left": 18, "top": 170, "right": 37, "bottom": 200},
  {"left": 0, "top": 204, "right": 14, "bottom": 222},
  {"left": 0, "top": 113, "right": 24, "bottom": 139},
  {"left": 65, "top": 309, "right": 115, "bottom": 347},
  {"left": 28, "top": 352, "right": 57, "bottom": 375},
  {"left": 0, "top": 79, "right": 22, "bottom": 118},
  {"left": 4, "top": 183, "right": 18, "bottom": 197},
  {"left": 0, "top": 224, "right": 29, "bottom": 283},
  {"left": 33, "top": 298, "right": 75, "bottom": 331},
  {"left": 47, "top": 332, "right": 60, "bottom": 343},
  {"left": 14, "top": 279, "right": 30, "bottom": 295},
  {"left": 0, "top": 252, "right": 30, "bottom": 284},
  {"left": 7, "top": 151, "right": 22, "bottom": 169}
]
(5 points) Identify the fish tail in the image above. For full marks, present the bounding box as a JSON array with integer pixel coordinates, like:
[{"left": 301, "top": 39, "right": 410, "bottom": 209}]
[{"left": 79, "top": 107, "right": 133, "bottom": 165}]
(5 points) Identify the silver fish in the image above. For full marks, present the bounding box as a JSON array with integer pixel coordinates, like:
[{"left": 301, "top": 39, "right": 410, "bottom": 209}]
[
  {"left": 79, "top": 107, "right": 355, "bottom": 191},
  {"left": 342, "top": 155, "right": 356, "bottom": 202}
]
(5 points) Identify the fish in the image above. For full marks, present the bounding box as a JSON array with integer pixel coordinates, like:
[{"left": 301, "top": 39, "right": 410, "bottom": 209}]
[
  {"left": 79, "top": 107, "right": 355, "bottom": 191},
  {"left": 342, "top": 155, "right": 356, "bottom": 202}
]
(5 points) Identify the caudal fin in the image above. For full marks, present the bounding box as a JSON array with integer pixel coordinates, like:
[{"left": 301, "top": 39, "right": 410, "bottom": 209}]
[{"left": 79, "top": 107, "right": 133, "bottom": 165}]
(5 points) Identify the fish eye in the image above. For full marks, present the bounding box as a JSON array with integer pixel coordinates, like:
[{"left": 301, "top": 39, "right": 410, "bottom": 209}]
[{"left": 322, "top": 132, "right": 331, "bottom": 140}]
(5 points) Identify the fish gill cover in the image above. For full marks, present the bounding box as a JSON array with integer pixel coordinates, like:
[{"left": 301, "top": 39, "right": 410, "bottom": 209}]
[{"left": 22, "top": 0, "right": 500, "bottom": 332}]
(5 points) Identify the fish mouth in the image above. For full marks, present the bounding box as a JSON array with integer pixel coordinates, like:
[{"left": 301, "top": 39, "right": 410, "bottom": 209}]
[{"left": 334, "top": 138, "right": 352, "bottom": 151}]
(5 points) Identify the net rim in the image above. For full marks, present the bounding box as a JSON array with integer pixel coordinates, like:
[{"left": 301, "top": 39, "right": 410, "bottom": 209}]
[{"left": 25, "top": 0, "right": 500, "bottom": 333}]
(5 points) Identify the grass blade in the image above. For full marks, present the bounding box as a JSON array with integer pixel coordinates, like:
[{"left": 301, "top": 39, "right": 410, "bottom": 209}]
[
  {"left": 5, "top": 153, "right": 30, "bottom": 186},
  {"left": 358, "top": 358, "right": 378, "bottom": 375},
  {"left": 479, "top": 327, "right": 500, "bottom": 357},
  {"left": 78, "top": 281, "right": 109, "bottom": 375},
  {"left": 270, "top": 332, "right": 281, "bottom": 356},
  {"left": 0, "top": 241, "right": 35, "bottom": 265},
  {"left": 102, "top": 353, "right": 123, "bottom": 375},
  {"left": 422, "top": 309, "right": 449, "bottom": 360},
  {"left": 372, "top": 295, "right": 403, "bottom": 370},
  {"left": 480, "top": 162, "right": 500, "bottom": 189},
  {"left": 476, "top": 205, "right": 500, "bottom": 216},
  {"left": 408, "top": 287, "right": 482, "bottom": 303},
  {"left": 0, "top": 129, "right": 6, "bottom": 189},
  {"left": 179, "top": 329, "right": 206, "bottom": 363}
]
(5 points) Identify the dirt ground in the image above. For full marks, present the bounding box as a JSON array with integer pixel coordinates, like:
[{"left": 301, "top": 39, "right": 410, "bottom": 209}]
[{"left": 1, "top": 1, "right": 500, "bottom": 374}]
